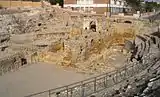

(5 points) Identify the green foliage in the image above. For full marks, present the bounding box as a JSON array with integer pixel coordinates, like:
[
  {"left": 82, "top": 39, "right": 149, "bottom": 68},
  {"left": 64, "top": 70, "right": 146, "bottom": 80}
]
[
  {"left": 49, "top": 0, "right": 63, "bottom": 7},
  {"left": 125, "top": 0, "right": 160, "bottom": 12},
  {"left": 145, "top": 2, "right": 160, "bottom": 12},
  {"left": 125, "top": 0, "right": 141, "bottom": 11}
]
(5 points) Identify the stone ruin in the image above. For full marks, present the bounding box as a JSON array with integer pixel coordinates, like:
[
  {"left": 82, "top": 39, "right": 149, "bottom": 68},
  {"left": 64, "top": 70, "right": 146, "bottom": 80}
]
[
  {"left": 0, "top": 5, "right": 149, "bottom": 75},
  {"left": 96, "top": 31, "right": 160, "bottom": 97},
  {"left": 0, "top": 52, "right": 27, "bottom": 75},
  {"left": 1, "top": 3, "right": 160, "bottom": 97}
]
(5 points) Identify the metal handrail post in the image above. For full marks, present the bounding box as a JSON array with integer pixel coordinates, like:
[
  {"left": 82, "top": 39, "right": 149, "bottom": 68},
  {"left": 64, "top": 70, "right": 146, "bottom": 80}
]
[
  {"left": 67, "top": 86, "right": 69, "bottom": 97},
  {"left": 105, "top": 73, "right": 108, "bottom": 87},
  {"left": 49, "top": 90, "right": 51, "bottom": 97},
  {"left": 116, "top": 70, "right": 119, "bottom": 83},
  {"left": 81, "top": 82, "right": 85, "bottom": 97},
  {"left": 70, "top": 88, "right": 73, "bottom": 97},
  {"left": 94, "top": 77, "right": 97, "bottom": 92}
]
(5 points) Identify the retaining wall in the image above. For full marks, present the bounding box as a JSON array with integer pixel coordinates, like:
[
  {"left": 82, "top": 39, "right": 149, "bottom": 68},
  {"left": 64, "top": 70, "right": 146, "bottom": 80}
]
[
  {"left": 0, "top": 52, "right": 38, "bottom": 76},
  {"left": 0, "top": 1, "right": 41, "bottom": 8}
]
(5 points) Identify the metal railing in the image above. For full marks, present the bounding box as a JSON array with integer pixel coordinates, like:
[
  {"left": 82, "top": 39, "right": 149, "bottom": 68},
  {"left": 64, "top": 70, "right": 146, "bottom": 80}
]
[{"left": 25, "top": 54, "right": 155, "bottom": 97}]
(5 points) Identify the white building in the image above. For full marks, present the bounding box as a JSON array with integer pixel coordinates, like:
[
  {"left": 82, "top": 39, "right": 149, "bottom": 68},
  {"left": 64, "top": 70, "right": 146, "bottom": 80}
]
[{"left": 64, "top": 0, "right": 131, "bottom": 14}]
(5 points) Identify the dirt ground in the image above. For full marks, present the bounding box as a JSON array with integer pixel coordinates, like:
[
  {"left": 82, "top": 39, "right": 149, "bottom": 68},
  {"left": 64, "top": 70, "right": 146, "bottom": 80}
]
[{"left": 0, "top": 62, "right": 91, "bottom": 97}]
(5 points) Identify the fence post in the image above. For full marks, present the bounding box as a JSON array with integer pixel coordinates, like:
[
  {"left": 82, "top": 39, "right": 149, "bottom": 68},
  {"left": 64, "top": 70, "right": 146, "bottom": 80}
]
[
  {"left": 115, "top": 70, "right": 118, "bottom": 83},
  {"left": 81, "top": 82, "right": 85, "bottom": 97},
  {"left": 104, "top": 75, "right": 106, "bottom": 87},
  {"left": 105, "top": 73, "right": 108, "bottom": 87},
  {"left": 67, "top": 86, "right": 69, "bottom": 97},
  {"left": 49, "top": 90, "right": 51, "bottom": 97},
  {"left": 70, "top": 88, "right": 73, "bottom": 97},
  {"left": 94, "top": 77, "right": 97, "bottom": 92}
]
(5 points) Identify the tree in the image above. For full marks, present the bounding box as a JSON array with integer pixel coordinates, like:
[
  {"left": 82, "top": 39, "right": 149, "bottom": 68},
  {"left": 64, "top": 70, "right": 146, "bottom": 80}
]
[
  {"left": 145, "top": 2, "right": 160, "bottom": 12},
  {"left": 125, "top": 0, "right": 141, "bottom": 11},
  {"left": 49, "top": 0, "right": 63, "bottom": 7},
  {"left": 125, "top": 0, "right": 160, "bottom": 12}
]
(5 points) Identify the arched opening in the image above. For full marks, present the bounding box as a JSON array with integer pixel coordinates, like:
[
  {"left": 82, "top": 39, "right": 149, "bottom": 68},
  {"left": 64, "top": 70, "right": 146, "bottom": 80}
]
[
  {"left": 38, "top": 23, "right": 42, "bottom": 26},
  {"left": 124, "top": 20, "right": 132, "bottom": 24},
  {"left": 90, "top": 21, "right": 96, "bottom": 32},
  {"left": 21, "top": 58, "right": 27, "bottom": 66}
]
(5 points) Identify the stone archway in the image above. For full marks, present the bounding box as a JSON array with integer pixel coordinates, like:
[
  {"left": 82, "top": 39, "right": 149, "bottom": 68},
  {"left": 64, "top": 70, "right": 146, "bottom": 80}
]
[
  {"left": 21, "top": 58, "right": 27, "bottom": 66},
  {"left": 90, "top": 21, "right": 96, "bottom": 32}
]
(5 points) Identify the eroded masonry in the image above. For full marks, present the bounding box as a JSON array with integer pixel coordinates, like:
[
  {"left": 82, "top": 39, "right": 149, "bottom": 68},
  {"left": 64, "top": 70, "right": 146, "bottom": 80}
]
[
  {"left": 0, "top": 4, "right": 160, "bottom": 97},
  {"left": 0, "top": 7, "right": 139, "bottom": 74}
]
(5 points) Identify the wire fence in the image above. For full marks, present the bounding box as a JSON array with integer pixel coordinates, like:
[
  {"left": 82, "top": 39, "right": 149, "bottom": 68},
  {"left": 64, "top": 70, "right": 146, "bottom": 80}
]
[{"left": 25, "top": 53, "right": 156, "bottom": 97}]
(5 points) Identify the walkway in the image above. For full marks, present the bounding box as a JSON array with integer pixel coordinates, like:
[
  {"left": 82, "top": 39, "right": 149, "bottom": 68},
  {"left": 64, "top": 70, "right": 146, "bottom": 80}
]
[{"left": 0, "top": 63, "right": 90, "bottom": 97}]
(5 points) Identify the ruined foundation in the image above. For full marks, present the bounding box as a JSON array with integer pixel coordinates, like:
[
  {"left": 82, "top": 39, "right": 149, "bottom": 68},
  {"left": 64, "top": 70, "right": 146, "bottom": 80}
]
[{"left": 1, "top": 4, "right": 160, "bottom": 97}]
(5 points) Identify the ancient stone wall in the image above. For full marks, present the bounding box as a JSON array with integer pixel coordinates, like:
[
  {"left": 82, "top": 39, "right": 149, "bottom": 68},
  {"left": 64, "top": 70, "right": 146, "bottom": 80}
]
[
  {"left": 26, "top": 30, "right": 160, "bottom": 97},
  {"left": 0, "top": 6, "right": 147, "bottom": 75},
  {"left": 0, "top": 52, "right": 26, "bottom": 75}
]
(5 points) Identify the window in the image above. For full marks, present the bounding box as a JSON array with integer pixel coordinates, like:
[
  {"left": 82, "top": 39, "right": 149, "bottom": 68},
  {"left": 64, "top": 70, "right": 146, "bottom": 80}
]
[
  {"left": 114, "top": 0, "right": 117, "bottom": 5},
  {"left": 119, "top": 1, "right": 122, "bottom": 5},
  {"left": 77, "top": 0, "right": 93, "bottom": 4}
]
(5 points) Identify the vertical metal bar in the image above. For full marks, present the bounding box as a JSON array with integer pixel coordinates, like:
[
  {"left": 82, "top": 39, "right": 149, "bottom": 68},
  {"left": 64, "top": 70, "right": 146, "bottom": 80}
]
[
  {"left": 104, "top": 76, "right": 106, "bottom": 87},
  {"left": 49, "top": 90, "right": 51, "bottom": 97},
  {"left": 105, "top": 73, "right": 108, "bottom": 87},
  {"left": 70, "top": 88, "right": 73, "bottom": 97},
  {"left": 94, "top": 77, "right": 96, "bottom": 92},
  {"left": 67, "top": 86, "right": 69, "bottom": 97},
  {"left": 81, "top": 82, "right": 85, "bottom": 97},
  {"left": 116, "top": 70, "right": 118, "bottom": 83}
]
